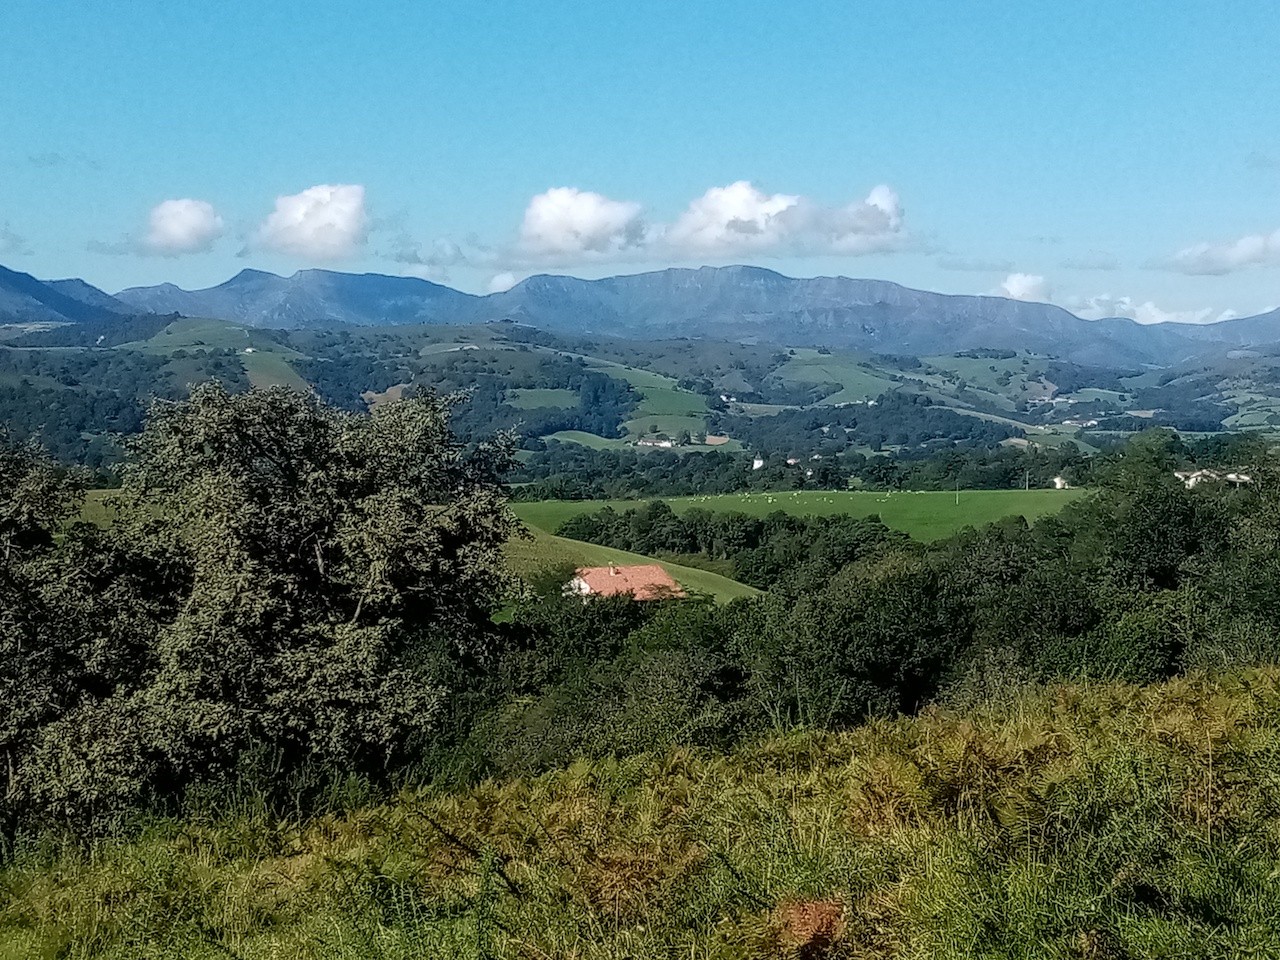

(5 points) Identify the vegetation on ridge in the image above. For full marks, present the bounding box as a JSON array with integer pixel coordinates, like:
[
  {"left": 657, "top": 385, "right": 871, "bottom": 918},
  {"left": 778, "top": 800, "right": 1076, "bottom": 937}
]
[{"left": 4, "top": 671, "right": 1280, "bottom": 957}]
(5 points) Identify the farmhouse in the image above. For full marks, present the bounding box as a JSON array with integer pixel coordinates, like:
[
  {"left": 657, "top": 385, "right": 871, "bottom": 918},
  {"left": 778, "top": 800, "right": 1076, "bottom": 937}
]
[
  {"left": 566, "top": 564, "right": 685, "bottom": 601},
  {"left": 1174, "top": 468, "right": 1254, "bottom": 489}
]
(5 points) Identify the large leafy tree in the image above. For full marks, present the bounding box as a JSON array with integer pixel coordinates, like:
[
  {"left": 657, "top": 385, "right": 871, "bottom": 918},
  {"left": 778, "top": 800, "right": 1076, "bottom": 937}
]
[{"left": 9, "top": 385, "right": 518, "bottom": 828}]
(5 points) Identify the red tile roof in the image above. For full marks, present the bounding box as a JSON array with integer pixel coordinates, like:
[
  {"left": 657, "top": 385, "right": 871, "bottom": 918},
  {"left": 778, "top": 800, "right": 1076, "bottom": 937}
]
[{"left": 572, "top": 564, "right": 685, "bottom": 601}]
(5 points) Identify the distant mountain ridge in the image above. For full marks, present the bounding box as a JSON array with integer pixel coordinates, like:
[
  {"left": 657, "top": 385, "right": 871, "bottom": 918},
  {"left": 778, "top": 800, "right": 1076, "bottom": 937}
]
[
  {"left": 0, "top": 265, "right": 128, "bottom": 324},
  {"left": 6, "top": 261, "right": 1280, "bottom": 368},
  {"left": 116, "top": 268, "right": 477, "bottom": 328}
]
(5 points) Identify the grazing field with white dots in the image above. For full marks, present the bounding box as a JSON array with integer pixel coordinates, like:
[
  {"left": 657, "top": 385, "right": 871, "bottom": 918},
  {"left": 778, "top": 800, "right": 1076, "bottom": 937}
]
[{"left": 512, "top": 488, "right": 1087, "bottom": 542}]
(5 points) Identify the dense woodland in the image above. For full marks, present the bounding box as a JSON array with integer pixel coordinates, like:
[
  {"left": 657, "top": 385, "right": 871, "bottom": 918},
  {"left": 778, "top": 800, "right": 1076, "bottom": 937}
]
[
  {"left": 3, "top": 386, "right": 1279, "bottom": 843},
  {"left": 709, "top": 392, "right": 1020, "bottom": 455}
]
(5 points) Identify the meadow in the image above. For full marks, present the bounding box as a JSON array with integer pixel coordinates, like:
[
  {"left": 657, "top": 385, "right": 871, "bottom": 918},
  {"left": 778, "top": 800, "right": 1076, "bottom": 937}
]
[
  {"left": 504, "top": 527, "right": 760, "bottom": 602},
  {"left": 122, "top": 317, "right": 311, "bottom": 390},
  {"left": 773, "top": 349, "right": 900, "bottom": 404},
  {"left": 513, "top": 487, "right": 1087, "bottom": 542},
  {"left": 5, "top": 669, "right": 1277, "bottom": 958}
]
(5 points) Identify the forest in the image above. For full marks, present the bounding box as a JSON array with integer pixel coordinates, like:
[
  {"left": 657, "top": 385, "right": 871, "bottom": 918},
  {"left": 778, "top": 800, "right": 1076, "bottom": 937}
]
[{"left": 2, "top": 387, "right": 1276, "bottom": 835}]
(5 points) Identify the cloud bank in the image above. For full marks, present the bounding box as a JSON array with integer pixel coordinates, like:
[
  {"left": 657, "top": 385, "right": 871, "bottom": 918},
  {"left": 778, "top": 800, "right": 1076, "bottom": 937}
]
[
  {"left": 1164, "top": 228, "right": 1280, "bottom": 275},
  {"left": 511, "top": 180, "right": 906, "bottom": 265},
  {"left": 143, "top": 199, "right": 224, "bottom": 256},
  {"left": 996, "top": 273, "right": 1052, "bottom": 302},
  {"left": 1067, "top": 293, "right": 1238, "bottom": 325},
  {"left": 256, "top": 184, "right": 369, "bottom": 260},
  {"left": 519, "top": 187, "right": 647, "bottom": 259}
]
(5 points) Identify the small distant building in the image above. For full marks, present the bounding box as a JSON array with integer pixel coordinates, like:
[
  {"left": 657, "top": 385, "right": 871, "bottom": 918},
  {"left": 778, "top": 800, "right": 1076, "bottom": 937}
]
[
  {"left": 243, "top": 347, "right": 256, "bottom": 354},
  {"left": 752, "top": 456, "right": 765, "bottom": 470},
  {"left": 1052, "top": 476, "right": 1071, "bottom": 490},
  {"left": 1175, "top": 469, "right": 1220, "bottom": 488},
  {"left": 566, "top": 564, "right": 685, "bottom": 601},
  {"left": 1175, "top": 468, "right": 1253, "bottom": 489},
  {"left": 786, "top": 457, "right": 800, "bottom": 466},
  {"left": 636, "top": 438, "right": 675, "bottom": 448}
]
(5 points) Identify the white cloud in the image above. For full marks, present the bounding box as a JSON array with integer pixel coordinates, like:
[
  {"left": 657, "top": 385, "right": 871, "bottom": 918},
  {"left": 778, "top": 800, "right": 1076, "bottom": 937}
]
[
  {"left": 143, "top": 199, "right": 224, "bottom": 256},
  {"left": 503, "top": 180, "right": 907, "bottom": 268},
  {"left": 1067, "top": 293, "right": 1238, "bottom": 325},
  {"left": 665, "top": 181, "right": 800, "bottom": 254},
  {"left": 663, "top": 181, "right": 904, "bottom": 257},
  {"left": 1164, "top": 228, "right": 1280, "bottom": 275},
  {"left": 256, "top": 184, "right": 369, "bottom": 260},
  {"left": 996, "top": 273, "right": 1052, "bottom": 302},
  {"left": 518, "top": 187, "right": 646, "bottom": 260},
  {"left": 487, "top": 272, "right": 518, "bottom": 293}
]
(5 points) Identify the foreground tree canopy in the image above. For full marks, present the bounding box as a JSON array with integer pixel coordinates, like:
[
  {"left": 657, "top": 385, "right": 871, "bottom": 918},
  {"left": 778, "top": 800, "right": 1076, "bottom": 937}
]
[{"left": 0, "top": 384, "right": 516, "bottom": 831}]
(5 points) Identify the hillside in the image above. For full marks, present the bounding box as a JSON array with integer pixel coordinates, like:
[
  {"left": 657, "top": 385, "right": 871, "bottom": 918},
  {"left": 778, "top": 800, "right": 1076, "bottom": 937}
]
[
  {"left": 116, "top": 268, "right": 479, "bottom": 329},
  {"left": 0, "top": 264, "right": 127, "bottom": 324},
  {"left": 7, "top": 308, "right": 1280, "bottom": 470},
  {"left": 5, "top": 670, "right": 1277, "bottom": 957}
]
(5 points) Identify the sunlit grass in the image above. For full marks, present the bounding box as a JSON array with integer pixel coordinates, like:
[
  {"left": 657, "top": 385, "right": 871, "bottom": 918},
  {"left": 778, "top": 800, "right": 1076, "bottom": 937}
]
[{"left": 5, "top": 670, "right": 1280, "bottom": 957}]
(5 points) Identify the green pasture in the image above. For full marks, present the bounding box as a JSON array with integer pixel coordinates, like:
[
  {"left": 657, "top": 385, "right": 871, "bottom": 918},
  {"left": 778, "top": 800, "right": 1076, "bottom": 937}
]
[
  {"left": 623, "top": 414, "right": 709, "bottom": 438},
  {"left": 504, "top": 527, "right": 760, "bottom": 602},
  {"left": 542, "top": 430, "right": 632, "bottom": 449},
  {"left": 240, "top": 350, "right": 309, "bottom": 390},
  {"left": 507, "top": 387, "right": 578, "bottom": 409},
  {"left": 585, "top": 358, "right": 709, "bottom": 436},
  {"left": 513, "top": 487, "right": 1087, "bottom": 542},
  {"left": 774, "top": 349, "right": 899, "bottom": 404},
  {"left": 119, "top": 317, "right": 310, "bottom": 391}
]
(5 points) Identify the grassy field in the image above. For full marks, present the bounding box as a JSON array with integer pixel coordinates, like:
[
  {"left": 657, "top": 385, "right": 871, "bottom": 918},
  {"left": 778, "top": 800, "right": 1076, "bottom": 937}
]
[
  {"left": 585, "top": 358, "right": 709, "bottom": 440},
  {"left": 6, "top": 669, "right": 1278, "bottom": 958},
  {"left": 240, "top": 350, "right": 310, "bottom": 391},
  {"left": 774, "top": 349, "right": 901, "bottom": 404},
  {"left": 507, "top": 387, "right": 578, "bottom": 410},
  {"left": 514, "top": 487, "right": 1087, "bottom": 542},
  {"left": 120, "top": 318, "right": 311, "bottom": 391},
  {"left": 505, "top": 527, "right": 759, "bottom": 602},
  {"left": 542, "top": 430, "right": 633, "bottom": 450}
]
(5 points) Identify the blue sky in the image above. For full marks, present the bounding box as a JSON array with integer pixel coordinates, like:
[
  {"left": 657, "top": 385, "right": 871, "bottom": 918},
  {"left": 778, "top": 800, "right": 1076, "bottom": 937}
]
[{"left": 2, "top": 0, "right": 1278, "bottom": 322}]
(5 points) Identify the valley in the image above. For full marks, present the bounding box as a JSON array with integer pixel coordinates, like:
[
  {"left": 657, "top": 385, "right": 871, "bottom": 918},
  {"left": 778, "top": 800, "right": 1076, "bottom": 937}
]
[{"left": 4, "top": 298, "right": 1278, "bottom": 472}]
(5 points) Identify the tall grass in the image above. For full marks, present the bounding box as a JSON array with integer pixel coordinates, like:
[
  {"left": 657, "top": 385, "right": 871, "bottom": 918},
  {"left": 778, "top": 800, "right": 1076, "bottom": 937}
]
[{"left": 4, "top": 670, "right": 1280, "bottom": 958}]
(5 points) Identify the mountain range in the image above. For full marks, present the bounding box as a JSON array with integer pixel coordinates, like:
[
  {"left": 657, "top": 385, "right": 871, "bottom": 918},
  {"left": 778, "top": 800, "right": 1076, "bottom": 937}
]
[{"left": 3, "top": 262, "right": 1279, "bottom": 368}]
